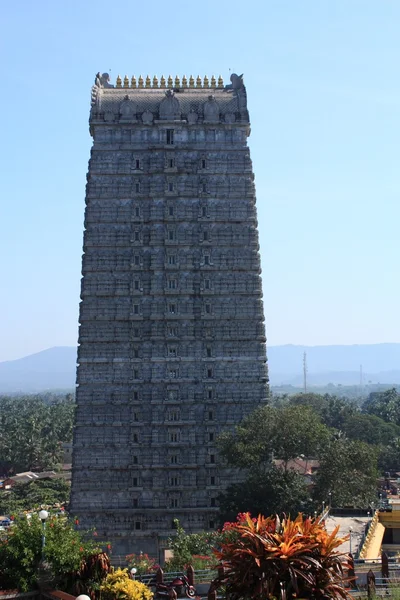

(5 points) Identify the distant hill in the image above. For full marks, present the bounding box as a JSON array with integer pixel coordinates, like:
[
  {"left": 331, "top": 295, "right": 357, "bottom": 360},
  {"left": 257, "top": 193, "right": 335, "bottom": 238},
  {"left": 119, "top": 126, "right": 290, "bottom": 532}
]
[
  {"left": 0, "top": 344, "right": 399, "bottom": 393},
  {"left": 0, "top": 347, "right": 77, "bottom": 393}
]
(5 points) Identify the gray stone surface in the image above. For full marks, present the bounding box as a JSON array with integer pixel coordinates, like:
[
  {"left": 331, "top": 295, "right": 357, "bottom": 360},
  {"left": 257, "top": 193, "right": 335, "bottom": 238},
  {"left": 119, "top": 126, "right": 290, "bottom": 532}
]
[{"left": 71, "top": 73, "right": 268, "bottom": 557}]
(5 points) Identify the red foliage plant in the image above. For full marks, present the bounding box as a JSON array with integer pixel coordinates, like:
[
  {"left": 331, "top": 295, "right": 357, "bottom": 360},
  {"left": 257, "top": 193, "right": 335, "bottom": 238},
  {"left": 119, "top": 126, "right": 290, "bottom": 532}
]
[{"left": 213, "top": 512, "right": 351, "bottom": 600}]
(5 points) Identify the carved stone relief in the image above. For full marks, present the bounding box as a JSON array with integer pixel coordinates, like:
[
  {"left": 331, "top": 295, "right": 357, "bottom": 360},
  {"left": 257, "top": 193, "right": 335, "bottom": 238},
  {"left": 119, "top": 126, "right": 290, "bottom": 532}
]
[
  {"left": 159, "top": 90, "right": 181, "bottom": 120},
  {"left": 187, "top": 110, "right": 198, "bottom": 124},
  {"left": 142, "top": 110, "right": 154, "bottom": 125},
  {"left": 203, "top": 95, "right": 219, "bottom": 123},
  {"left": 119, "top": 95, "right": 137, "bottom": 121}
]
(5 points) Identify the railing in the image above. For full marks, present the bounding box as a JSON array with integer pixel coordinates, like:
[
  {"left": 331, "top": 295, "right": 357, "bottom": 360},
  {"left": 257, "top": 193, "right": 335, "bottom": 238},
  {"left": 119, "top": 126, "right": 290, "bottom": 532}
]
[
  {"left": 359, "top": 510, "right": 380, "bottom": 559},
  {"left": 139, "top": 570, "right": 216, "bottom": 585}
]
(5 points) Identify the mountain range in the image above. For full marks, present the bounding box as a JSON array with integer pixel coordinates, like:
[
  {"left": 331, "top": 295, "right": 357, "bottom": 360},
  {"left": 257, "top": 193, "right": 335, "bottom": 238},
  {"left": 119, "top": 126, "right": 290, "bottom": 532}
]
[{"left": 0, "top": 344, "right": 399, "bottom": 393}]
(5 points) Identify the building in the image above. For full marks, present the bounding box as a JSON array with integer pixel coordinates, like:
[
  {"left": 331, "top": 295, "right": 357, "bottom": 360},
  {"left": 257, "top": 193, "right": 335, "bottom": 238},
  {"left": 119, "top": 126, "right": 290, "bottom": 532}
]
[{"left": 70, "top": 71, "right": 268, "bottom": 556}]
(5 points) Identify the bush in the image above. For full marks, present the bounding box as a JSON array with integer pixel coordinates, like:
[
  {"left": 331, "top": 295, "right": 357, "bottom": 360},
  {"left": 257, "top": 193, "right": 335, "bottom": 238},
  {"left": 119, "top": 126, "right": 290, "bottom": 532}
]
[
  {"left": 213, "top": 512, "right": 351, "bottom": 600},
  {"left": 0, "top": 513, "right": 106, "bottom": 593},
  {"left": 164, "top": 519, "right": 220, "bottom": 572},
  {"left": 101, "top": 568, "right": 153, "bottom": 600}
]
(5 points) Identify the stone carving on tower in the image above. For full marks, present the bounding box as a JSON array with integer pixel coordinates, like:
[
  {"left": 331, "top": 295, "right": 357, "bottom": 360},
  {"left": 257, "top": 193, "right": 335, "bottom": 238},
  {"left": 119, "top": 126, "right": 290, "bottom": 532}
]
[
  {"left": 71, "top": 71, "right": 269, "bottom": 558},
  {"left": 159, "top": 89, "right": 181, "bottom": 120},
  {"left": 203, "top": 95, "right": 219, "bottom": 122},
  {"left": 119, "top": 95, "right": 137, "bottom": 121}
]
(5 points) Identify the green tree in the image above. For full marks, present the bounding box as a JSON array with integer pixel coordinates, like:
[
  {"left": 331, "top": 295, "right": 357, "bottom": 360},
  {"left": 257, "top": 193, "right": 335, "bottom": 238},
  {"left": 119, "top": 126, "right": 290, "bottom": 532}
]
[
  {"left": 0, "top": 395, "right": 74, "bottom": 474},
  {"left": 377, "top": 440, "right": 400, "bottom": 473},
  {"left": 218, "top": 404, "right": 330, "bottom": 473},
  {"left": 341, "top": 413, "right": 400, "bottom": 446},
  {"left": 363, "top": 388, "right": 400, "bottom": 425},
  {"left": 218, "top": 465, "right": 311, "bottom": 524},
  {"left": 217, "top": 404, "right": 328, "bottom": 522},
  {"left": 313, "top": 438, "right": 378, "bottom": 507},
  {"left": 288, "top": 392, "right": 357, "bottom": 430},
  {"left": 0, "top": 478, "right": 70, "bottom": 515}
]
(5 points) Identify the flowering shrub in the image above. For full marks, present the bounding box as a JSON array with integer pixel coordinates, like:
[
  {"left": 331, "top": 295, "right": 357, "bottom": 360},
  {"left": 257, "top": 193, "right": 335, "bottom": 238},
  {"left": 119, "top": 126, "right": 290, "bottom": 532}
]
[
  {"left": 101, "top": 568, "right": 153, "bottom": 600},
  {"left": 213, "top": 512, "right": 351, "bottom": 600},
  {"left": 126, "top": 553, "right": 159, "bottom": 575}
]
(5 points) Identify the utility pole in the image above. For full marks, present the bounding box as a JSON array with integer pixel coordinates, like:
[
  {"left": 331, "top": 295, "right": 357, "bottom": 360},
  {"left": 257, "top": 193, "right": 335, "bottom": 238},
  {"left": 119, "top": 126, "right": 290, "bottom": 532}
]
[
  {"left": 359, "top": 364, "right": 363, "bottom": 397},
  {"left": 303, "top": 352, "right": 307, "bottom": 393}
]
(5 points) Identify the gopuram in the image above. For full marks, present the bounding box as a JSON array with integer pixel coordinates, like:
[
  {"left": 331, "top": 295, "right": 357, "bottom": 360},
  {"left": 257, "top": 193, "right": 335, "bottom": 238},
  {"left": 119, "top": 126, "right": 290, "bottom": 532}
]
[{"left": 70, "top": 72, "right": 268, "bottom": 557}]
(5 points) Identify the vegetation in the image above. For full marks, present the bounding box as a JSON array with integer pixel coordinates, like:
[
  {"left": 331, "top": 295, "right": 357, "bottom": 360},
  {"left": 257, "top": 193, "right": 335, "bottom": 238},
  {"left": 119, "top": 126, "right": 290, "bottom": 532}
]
[
  {"left": 163, "top": 519, "right": 220, "bottom": 571},
  {"left": 0, "top": 478, "right": 70, "bottom": 515},
  {"left": 313, "top": 438, "right": 378, "bottom": 506},
  {"left": 286, "top": 389, "right": 400, "bottom": 475},
  {"left": 101, "top": 569, "right": 153, "bottom": 600},
  {"left": 0, "top": 513, "right": 106, "bottom": 593},
  {"left": 213, "top": 512, "right": 350, "bottom": 600},
  {"left": 218, "top": 465, "right": 311, "bottom": 524},
  {"left": 217, "top": 391, "right": 396, "bottom": 520},
  {"left": 126, "top": 553, "right": 159, "bottom": 575},
  {"left": 0, "top": 394, "right": 74, "bottom": 475}
]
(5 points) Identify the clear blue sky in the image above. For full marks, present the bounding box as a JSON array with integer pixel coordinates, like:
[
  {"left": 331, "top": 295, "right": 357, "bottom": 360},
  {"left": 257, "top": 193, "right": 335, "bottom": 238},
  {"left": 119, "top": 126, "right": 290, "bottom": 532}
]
[{"left": 1, "top": 0, "right": 399, "bottom": 361}]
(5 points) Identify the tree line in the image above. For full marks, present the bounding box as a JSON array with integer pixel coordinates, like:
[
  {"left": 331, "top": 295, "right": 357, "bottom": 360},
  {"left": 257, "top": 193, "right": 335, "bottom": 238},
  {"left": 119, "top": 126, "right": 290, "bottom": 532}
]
[{"left": 2, "top": 388, "right": 400, "bottom": 523}]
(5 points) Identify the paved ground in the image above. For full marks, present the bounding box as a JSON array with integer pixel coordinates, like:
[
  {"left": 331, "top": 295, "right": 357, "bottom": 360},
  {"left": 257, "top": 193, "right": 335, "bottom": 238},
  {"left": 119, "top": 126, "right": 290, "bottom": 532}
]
[{"left": 325, "top": 515, "right": 370, "bottom": 555}]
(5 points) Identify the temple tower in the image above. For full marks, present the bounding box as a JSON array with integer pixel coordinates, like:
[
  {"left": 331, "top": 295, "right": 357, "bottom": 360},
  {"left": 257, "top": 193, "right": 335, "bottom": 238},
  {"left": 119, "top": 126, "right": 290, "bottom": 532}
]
[{"left": 71, "top": 72, "right": 268, "bottom": 556}]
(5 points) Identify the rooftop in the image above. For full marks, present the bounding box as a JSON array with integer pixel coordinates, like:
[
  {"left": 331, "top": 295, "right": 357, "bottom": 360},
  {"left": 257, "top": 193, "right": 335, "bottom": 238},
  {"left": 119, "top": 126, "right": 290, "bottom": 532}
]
[{"left": 89, "top": 72, "right": 250, "bottom": 127}]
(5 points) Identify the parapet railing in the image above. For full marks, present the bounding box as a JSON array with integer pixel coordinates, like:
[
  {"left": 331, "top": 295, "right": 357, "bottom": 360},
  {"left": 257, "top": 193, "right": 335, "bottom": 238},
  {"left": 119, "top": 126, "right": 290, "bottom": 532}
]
[{"left": 359, "top": 510, "right": 380, "bottom": 559}]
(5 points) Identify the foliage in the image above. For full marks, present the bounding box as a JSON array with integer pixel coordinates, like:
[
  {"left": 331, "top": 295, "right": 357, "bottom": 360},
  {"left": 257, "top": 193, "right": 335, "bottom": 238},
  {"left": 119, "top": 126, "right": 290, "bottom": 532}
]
[
  {"left": 0, "top": 478, "right": 70, "bottom": 515},
  {"left": 363, "top": 388, "right": 400, "bottom": 426},
  {"left": 378, "top": 440, "right": 400, "bottom": 473},
  {"left": 0, "top": 513, "right": 102, "bottom": 592},
  {"left": 72, "top": 552, "right": 111, "bottom": 600},
  {"left": 313, "top": 438, "right": 378, "bottom": 507},
  {"left": 213, "top": 512, "right": 351, "bottom": 600},
  {"left": 0, "top": 394, "right": 75, "bottom": 475},
  {"left": 218, "top": 404, "right": 330, "bottom": 473},
  {"left": 126, "top": 553, "right": 159, "bottom": 575},
  {"left": 101, "top": 568, "right": 153, "bottom": 600},
  {"left": 217, "top": 404, "right": 330, "bottom": 520},
  {"left": 341, "top": 413, "right": 400, "bottom": 446},
  {"left": 187, "top": 555, "right": 217, "bottom": 570},
  {"left": 0, "top": 510, "right": 42, "bottom": 591},
  {"left": 287, "top": 393, "right": 357, "bottom": 430},
  {"left": 218, "top": 465, "right": 311, "bottom": 524},
  {"left": 164, "top": 519, "right": 220, "bottom": 571}
]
